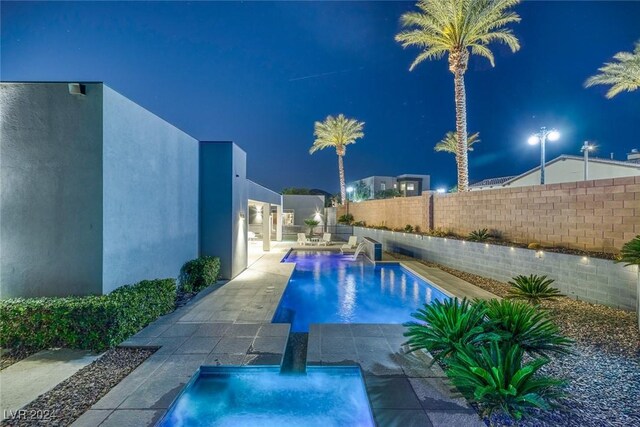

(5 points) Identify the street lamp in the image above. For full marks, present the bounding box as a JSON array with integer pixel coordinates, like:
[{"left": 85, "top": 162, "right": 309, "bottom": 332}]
[
  {"left": 528, "top": 127, "right": 560, "bottom": 184},
  {"left": 346, "top": 186, "right": 354, "bottom": 217},
  {"left": 580, "top": 141, "right": 596, "bottom": 181}
]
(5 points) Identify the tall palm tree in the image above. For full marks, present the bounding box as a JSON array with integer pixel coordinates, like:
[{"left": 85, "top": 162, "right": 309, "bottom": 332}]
[
  {"left": 585, "top": 41, "right": 640, "bottom": 99},
  {"left": 396, "top": 0, "right": 521, "bottom": 191},
  {"left": 434, "top": 131, "right": 480, "bottom": 155},
  {"left": 310, "top": 114, "right": 365, "bottom": 204}
]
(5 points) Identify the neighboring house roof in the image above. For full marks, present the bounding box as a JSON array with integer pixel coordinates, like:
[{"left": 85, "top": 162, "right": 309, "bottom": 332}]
[
  {"left": 472, "top": 155, "right": 640, "bottom": 189},
  {"left": 470, "top": 176, "right": 517, "bottom": 188}
]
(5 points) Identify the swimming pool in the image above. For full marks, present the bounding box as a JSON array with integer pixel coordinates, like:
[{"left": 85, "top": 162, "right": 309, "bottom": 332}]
[
  {"left": 273, "top": 251, "right": 450, "bottom": 332},
  {"left": 157, "top": 366, "right": 375, "bottom": 427}
]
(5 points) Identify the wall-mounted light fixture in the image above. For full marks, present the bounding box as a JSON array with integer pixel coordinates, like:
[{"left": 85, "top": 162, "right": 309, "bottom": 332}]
[
  {"left": 68, "top": 83, "right": 86, "bottom": 96},
  {"left": 239, "top": 212, "right": 246, "bottom": 220}
]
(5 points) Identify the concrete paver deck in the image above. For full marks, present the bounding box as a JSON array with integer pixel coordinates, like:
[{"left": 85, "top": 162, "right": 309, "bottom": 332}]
[
  {"left": 0, "top": 349, "right": 100, "bottom": 416},
  {"left": 72, "top": 242, "right": 493, "bottom": 426}
]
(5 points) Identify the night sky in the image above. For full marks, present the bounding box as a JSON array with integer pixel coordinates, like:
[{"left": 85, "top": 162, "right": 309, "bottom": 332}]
[{"left": 1, "top": 1, "right": 638, "bottom": 192}]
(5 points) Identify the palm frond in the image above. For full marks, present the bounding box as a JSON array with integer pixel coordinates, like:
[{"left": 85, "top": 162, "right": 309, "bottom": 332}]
[
  {"left": 309, "top": 114, "right": 365, "bottom": 155},
  {"left": 585, "top": 40, "right": 640, "bottom": 98},
  {"left": 434, "top": 131, "right": 480, "bottom": 154}
]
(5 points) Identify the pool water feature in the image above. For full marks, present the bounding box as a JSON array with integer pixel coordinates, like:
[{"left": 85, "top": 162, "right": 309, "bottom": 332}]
[
  {"left": 157, "top": 366, "right": 375, "bottom": 427},
  {"left": 273, "top": 250, "right": 450, "bottom": 332}
]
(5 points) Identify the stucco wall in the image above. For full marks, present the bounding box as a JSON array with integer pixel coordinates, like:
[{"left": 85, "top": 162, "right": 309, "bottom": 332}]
[
  {"left": 101, "top": 86, "right": 199, "bottom": 293},
  {"left": 283, "top": 195, "right": 325, "bottom": 226},
  {"left": 354, "top": 227, "right": 638, "bottom": 311},
  {"left": 200, "top": 142, "right": 248, "bottom": 280},
  {"left": 0, "top": 83, "right": 104, "bottom": 297}
]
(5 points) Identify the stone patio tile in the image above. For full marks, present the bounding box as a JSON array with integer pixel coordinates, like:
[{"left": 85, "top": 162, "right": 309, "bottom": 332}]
[
  {"left": 306, "top": 352, "right": 322, "bottom": 364},
  {"left": 395, "top": 351, "right": 446, "bottom": 378},
  {"left": 209, "top": 310, "right": 241, "bottom": 322},
  {"left": 118, "top": 355, "right": 205, "bottom": 410},
  {"left": 354, "top": 337, "right": 392, "bottom": 355},
  {"left": 132, "top": 322, "right": 171, "bottom": 338},
  {"left": 372, "top": 409, "right": 434, "bottom": 427},
  {"left": 226, "top": 323, "right": 261, "bottom": 337},
  {"left": 193, "top": 323, "right": 231, "bottom": 337},
  {"left": 364, "top": 376, "right": 422, "bottom": 409},
  {"left": 205, "top": 353, "right": 246, "bottom": 366},
  {"left": 249, "top": 336, "right": 287, "bottom": 354},
  {"left": 243, "top": 353, "right": 283, "bottom": 366},
  {"left": 145, "top": 337, "right": 189, "bottom": 355},
  {"left": 69, "top": 409, "right": 113, "bottom": 427},
  {"left": 100, "top": 409, "right": 164, "bottom": 427},
  {"left": 118, "top": 337, "right": 151, "bottom": 347},
  {"left": 212, "top": 337, "right": 254, "bottom": 354},
  {"left": 320, "top": 324, "right": 352, "bottom": 337},
  {"left": 351, "top": 324, "right": 384, "bottom": 337},
  {"left": 257, "top": 323, "right": 289, "bottom": 337},
  {"left": 92, "top": 353, "right": 170, "bottom": 410},
  {"left": 159, "top": 323, "right": 199, "bottom": 337},
  {"left": 321, "top": 336, "right": 356, "bottom": 354},
  {"left": 409, "top": 377, "right": 474, "bottom": 412},
  {"left": 425, "top": 410, "right": 485, "bottom": 427},
  {"left": 359, "top": 353, "right": 404, "bottom": 377},
  {"left": 174, "top": 336, "right": 221, "bottom": 354},
  {"left": 319, "top": 353, "right": 359, "bottom": 366}
]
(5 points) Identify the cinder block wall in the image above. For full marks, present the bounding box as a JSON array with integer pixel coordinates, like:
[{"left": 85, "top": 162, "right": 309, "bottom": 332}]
[
  {"left": 340, "top": 177, "right": 640, "bottom": 252},
  {"left": 340, "top": 192, "right": 430, "bottom": 231},
  {"left": 354, "top": 227, "right": 638, "bottom": 311}
]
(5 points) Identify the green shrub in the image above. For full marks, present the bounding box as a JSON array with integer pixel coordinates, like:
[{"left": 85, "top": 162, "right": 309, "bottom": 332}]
[
  {"left": 446, "top": 342, "right": 564, "bottom": 421},
  {"left": 485, "top": 299, "right": 573, "bottom": 357},
  {"left": 468, "top": 228, "right": 490, "bottom": 241},
  {"left": 404, "top": 298, "right": 495, "bottom": 364},
  {"left": 414, "top": 225, "right": 421, "bottom": 233},
  {"left": 616, "top": 234, "right": 640, "bottom": 266},
  {"left": 0, "top": 279, "right": 176, "bottom": 351},
  {"left": 337, "top": 213, "right": 354, "bottom": 224},
  {"left": 352, "top": 220, "right": 367, "bottom": 227},
  {"left": 179, "top": 256, "right": 221, "bottom": 293},
  {"left": 506, "top": 275, "right": 563, "bottom": 305},
  {"left": 404, "top": 224, "right": 414, "bottom": 232}
]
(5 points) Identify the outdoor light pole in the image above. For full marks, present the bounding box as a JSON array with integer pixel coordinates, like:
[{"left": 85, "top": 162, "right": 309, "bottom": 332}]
[
  {"left": 581, "top": 141, "right": 595, "bottom": 181},
  {"left": 528, "top": 127, "right": 560, "bottom": 185}
]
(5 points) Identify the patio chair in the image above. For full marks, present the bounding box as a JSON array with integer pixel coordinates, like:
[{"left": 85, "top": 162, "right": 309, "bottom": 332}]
[
  {"left": 318, "top": 233, "right": 332, "bottom": 246},
  {"left": 340, "top": 236, "right": 358, "bottom": 253},
  {"left": 297, "top": 233, "right": 310, "bottom": 246}
]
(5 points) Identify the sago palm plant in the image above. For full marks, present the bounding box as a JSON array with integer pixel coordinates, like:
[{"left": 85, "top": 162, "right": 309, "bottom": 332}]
[
  {"left": 404, "top": 298, "right": 495, "bottom": 364},
  {"left": 309, "top": 114, "right": 364, "bottom": 205},
  {"left": 468, "top": 228, "right": 490, "bottom": 242},
  {"left": 506, "top": 275, "right": 562, "bottom": 305},
  {"left": 485, "top": 299, "right": 573, "bottom": 357},
  {"left": 615, "top": 235, "right": 640, "bottom": 328},
  {"left": 585, "top": 41, "right": 640, "bottom": 98},
  {"left": 446, "top": 342, "right": 564, "bottom": 421},
  {"left": 396, "top": 0, "right": 521, "bottom": 191}
]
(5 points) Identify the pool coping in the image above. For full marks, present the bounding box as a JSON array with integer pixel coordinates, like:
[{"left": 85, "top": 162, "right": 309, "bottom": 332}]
[{"left": 72, "top": 244, "right": 492, "bottom": 427}]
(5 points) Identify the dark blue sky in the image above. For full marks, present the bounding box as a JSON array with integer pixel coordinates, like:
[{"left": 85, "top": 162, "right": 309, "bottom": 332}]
[{"left": 2, "top": 1, "right": 639, "bottom": 192}]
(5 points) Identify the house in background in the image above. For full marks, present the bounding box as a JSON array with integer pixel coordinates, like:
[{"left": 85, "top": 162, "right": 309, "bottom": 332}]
[
  {"left": 347, "top": 174, "right": 430, "bottom": 200},
  {"left": 470, "top": 153, "right": 640, "bottom": 191},
  {"left": 1, "top": 82, "right": 281, "bottom": 298}
]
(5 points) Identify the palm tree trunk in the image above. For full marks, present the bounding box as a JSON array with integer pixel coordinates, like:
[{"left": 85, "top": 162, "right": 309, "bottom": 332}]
[
  {"left": 338, "top": 154, "right": 347, "bottom": 205},
  {"left": 453, "top": 68, "right": 469, "bottom": 192}
]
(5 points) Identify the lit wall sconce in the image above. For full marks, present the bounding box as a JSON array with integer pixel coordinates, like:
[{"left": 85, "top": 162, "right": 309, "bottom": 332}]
[
  {"left": 239, "top": 212, "right": 246, "bottom": 220},
  {"left": 68, "top": 83, "right": 86, "bottom": 96},
  {"left": 535, "top": 250, "right": 544, "bottom": 259}
]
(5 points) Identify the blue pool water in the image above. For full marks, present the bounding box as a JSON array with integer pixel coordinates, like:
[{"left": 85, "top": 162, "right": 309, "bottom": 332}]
[
  {"left": 273, "top": 251, "right": 450, "bottom": 332},
  {"left": 157, "top": 366, "right": 375, "bottom": 427}
]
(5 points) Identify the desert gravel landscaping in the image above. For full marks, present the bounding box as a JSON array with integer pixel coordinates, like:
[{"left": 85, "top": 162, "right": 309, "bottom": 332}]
[
  {"left": 2, "top": 347, "right": 156, "bottom": 427},
  {"left": 410, "top": 255, "right": 640, "bottom": 427}
]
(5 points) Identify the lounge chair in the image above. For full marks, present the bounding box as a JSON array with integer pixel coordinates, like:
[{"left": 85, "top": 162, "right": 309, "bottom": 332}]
[
  {"left": 297, "top": 233, "right": 310, "bottom": 246},
  {"left": 340, "top": 236, "right": 358, "bottom": 253},
  {"left": 318, "top": 233, "right": 332, "bottom": 246}
]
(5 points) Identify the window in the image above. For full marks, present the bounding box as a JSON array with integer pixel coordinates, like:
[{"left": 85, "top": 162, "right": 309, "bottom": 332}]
[
  {"left": 407, "top": 183, "right": 415, "bottom": 191},
  {"left": 380, "top": 182, "right": 386, "bottom": 191}
]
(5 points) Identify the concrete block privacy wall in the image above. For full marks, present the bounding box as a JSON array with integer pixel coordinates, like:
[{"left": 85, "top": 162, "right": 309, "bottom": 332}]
[
  {"left": 354, "top": 227, "right": 638, "bottom": 311},
  {"left": 340, "top": 177, "right": 640, "bottom": 253}
]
